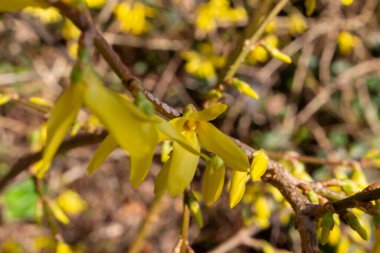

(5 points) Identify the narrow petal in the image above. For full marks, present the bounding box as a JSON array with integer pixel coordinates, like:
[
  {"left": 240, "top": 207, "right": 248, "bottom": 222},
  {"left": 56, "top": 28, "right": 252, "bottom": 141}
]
[
  {"left": 197, "top": 122, "right": 250, "bottom": 172},
  {"left": 167, "top": 131, "right": 200, "bottom": 196},
  {"left": 202, "top": 156, "right": 225, "bottom": 206},
  {"left": 154, "top": 157, "right": 171, "bottom": 195},
  {"left": 86, "top": 134, "right": 118, "bottom": 175},
  {"left": 83, "top": 69, "right": 158, "bottom": 157},
  {"left": 250, "top": 149, "right": 269, "bottom": 181},
  {"left": 186, "top": 103, "right": 227, "bottom": 121},
  {"left": 129, "top": 151, "right": 155, "bottom": 188},
  {"left": 39, "top": 83, "right": 83, "bottom": 178},
  {"left": 228, "top": 170, "right": 248, "bottom": 208}
]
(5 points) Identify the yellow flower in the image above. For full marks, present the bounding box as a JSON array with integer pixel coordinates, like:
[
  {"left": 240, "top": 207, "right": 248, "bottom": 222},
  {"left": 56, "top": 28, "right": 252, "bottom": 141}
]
[
  {"left": 114, "top": 2, "right": 156, "bottom": 35},
  {"left": 338, "top": 31, "right": 358, "bottom": 55},
  {"left": 228, "top": 170, "right": 247, "bottom": 207},
  {"left": 195, "top": 0, "right": 247, "bottom": 33},
  {"left": 57, "top": 190, "right": 87, "bottom": 215},
  {"left": 202, "top": 155, "right": 225, "bottom": 206},
  {"left": 56, "top": 242, "right": 73, "bottom": 253},
  {"left": 0, "top": 0, "right": 46, "bottom": 12},
  {"left": 155, "top": 103, "right": 250, "bottom": 196},
  {"left": 289, "top": 14, "right": 308, "bottom": 34},
  {"left": 40, "top": 56, "right": 196, "bottom": 187},
  {"left": 247, "top": 46, "right": 268, "bottom": 64},
  {"left": 181, "top": 45, "right": 226, "bottom": 79},
  {"left": 250, "top": 149, "right": 269, "bottom": 181},
  {"left": 23, "top": 6, "right": 62, "bottom": 24},
  {"left": 85, "top": 0, "right": 105, "bottom": 9},
  {"left": 341, "top": 0, "right": 353, "bottom": 5},
  {"left": 62, "top": 19, "right": 81, "bottom": 40},
  {"left": 231, "top": 78, "right": 259, "bottom": 99}
]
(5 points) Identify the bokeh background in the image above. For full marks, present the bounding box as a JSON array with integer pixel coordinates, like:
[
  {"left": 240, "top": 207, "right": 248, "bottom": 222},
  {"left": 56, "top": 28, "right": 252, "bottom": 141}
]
[{"left": 1, "top": 0, "right": 380, "bottom": 252}]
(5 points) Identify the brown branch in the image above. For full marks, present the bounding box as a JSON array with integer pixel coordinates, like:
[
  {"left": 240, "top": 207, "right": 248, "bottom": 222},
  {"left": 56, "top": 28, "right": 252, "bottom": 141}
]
[
  {"left": 0, "top": 131, "right": 106, "bottom": 192},
  {"left": 306, "top": 183, "right": 380, "bottom": 218},
  {"left": 2, "top": 2, "right": 377, "bottom": 253}
]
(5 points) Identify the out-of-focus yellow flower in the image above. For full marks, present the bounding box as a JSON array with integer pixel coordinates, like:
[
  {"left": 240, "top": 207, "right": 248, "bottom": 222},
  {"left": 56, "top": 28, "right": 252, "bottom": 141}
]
[
  {"left": 231, "top": 78, "right": 259, "bottom": 99},
  {"left": 85, "top": 0, "right": 105, "bottom": 8},
  {"left": 23, "top": 6, "right": 62, "bottom": 24},
  {"left": 254, "top": 197, "right": 271, "bottom": 228},
  {"left": 338, "top": 31, "right": 358, "bottom": 55},
  {"left": 305, "top": 0, "right": 316, "bottom": 16},
  {"left": 0, "top": 0, "right": 46, "bottom": 12},
  {"left": 247, "top": 46, "right": 269, "bottom": 64},
  {"left": 341, "top": 0, "right": 353, "bottom": 5},
  {"left": 56, "top": 242, "right": 73, "bottom": 253},
  {"left": 196, "top": 0, "right": 247, "bottom": 33},
  {"left": 289, "top": 14, "right": 308, "bottom": 34},
  {"left": 114, "top": 2, "right": 156, "bottom": 35},
  {"left": 57, "top": 190, "right": 87, "bottom": 215},
  {"left": 67, "top": 42, "right": 78, "bottom": 59},
  {"left": 265, "top": 19, "right": 277, "bottom": 33},
  {"left": 181, "top": 44, "right": 226, "bottom": 79},
  {"left": 62, "top": 19, "right": 80, "bottom": 40}
]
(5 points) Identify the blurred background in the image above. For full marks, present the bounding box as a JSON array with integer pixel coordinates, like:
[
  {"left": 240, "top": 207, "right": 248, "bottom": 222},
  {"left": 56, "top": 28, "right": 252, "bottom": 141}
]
[{"left": 1, "top": 0, "right": 380, "bottom": 252}]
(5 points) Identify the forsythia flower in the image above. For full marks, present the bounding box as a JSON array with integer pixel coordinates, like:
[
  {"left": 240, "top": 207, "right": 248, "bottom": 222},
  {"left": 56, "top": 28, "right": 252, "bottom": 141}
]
[
  {"left": 181, "top": 44, "right": 226, "bottom": 79},
  {"left": 337, "top": 31, "right": 358, "bottom": 55},
  {"left": 289, "top": 14, "right": 308, "bottom": 34},
  {"left": 196, "top": 0, "right": 247, "bottom": 33},
  {"left": 0, "top": 0, "right": 46, "bottom": 12},
  {"left": 85, "top": 0, "right": 105, "bottom": 9},
  {"left": 39, "top": 52, "right": 196, "bottom": 189},
  {"left": 155, "top": 103, "right": 250, "bottom": 196},
  {"left": 62, "top": 19, "right": 81, "bottom": 40},
  {"left": 57, "top": 190, "right": 87, "bottom": 215},
  {"left": 114, "top": 2, "right": 156, "bottom": 35},
  {"left": 23, "top": 6, "right": 62, "bottom": 24},
  {"left": 250, "top": 149, "right": 269, "bottom": 181},
  {"left": 341, "top": 0, "right": 353, "bottom": 5},
  {"left": 202, "top": 155, "right": 225, "bottom": 206}
]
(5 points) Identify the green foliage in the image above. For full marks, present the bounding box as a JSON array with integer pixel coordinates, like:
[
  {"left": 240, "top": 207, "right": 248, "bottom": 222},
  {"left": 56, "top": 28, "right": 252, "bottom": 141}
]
[{"left": 2, "top": 178, "right": 38, "bottom": 221}]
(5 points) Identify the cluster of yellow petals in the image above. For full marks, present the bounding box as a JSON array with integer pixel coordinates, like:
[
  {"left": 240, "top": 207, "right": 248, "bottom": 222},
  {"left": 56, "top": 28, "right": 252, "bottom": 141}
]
[
  {"left": 181, "top": 43, "right": 226, "bottom": 79},
  {"left": 114, "top": 1, "right": 156, "bottom": 36},
  {"left": 337, "top": 31, "right": 358, "bottom": 55},
  {"left": 196, "top": 0, "right": 247, "bottom": 32}
]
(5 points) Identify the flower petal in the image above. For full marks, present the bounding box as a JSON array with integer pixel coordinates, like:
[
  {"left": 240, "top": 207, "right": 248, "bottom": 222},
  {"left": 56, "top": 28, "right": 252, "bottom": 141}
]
[
  {"left": 130, "top": 150, "right": 155, "bottom": 188},
  {"left": 83, "top": 69, "right": 158, "bottom": 157},
  {"left": 250, "top": 149, "right": 269, "bottom": 181},
  {"left": 167, "top": 131, "right": 200, "bottom": 196},
  {"left": 186, "top": 103, "right": 227, "bottom": 121},
  {"left": 197, "top": 122, "right": 250, "bottom": 171},
  {"left": 86, "top": 134, "right": 118, "bottom": 175},
  {"left": 39, "top": 83, "right": 83, "bottom": 178},
  {"left": 228, "top": 170, "right": 247, "bottom": 208},
  {"left": 202, "top": 155, "right": 225, "bottom": 206}
]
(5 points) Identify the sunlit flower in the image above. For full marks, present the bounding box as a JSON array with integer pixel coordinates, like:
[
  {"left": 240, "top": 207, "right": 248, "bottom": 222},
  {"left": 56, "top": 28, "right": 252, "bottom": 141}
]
[
  {"left": 0, "top": 0, "right": 46, "bottom": 12},
  {"left": 114, "top": 2, "right": 156, "bottom": 35},
  {"left": 289, "top": 14, "right": 308, "bottom": 34},
  {"left": 181, "top": 44, "right": 226, "bottom": 79},
  {"left": 338, "top": 31, "right": 358, "bottom": 55},
  {"left": 85, "top": 0, "right": 105, "bottom": 9},
  {"left": 195, "top": 0, "right": 247, "bottom": 33},
  {"left": 155, "top": 103, "right": 250, "bottom": 196},
  {"left": 23, "top": 6, "right": 62, "bottom": 24}
]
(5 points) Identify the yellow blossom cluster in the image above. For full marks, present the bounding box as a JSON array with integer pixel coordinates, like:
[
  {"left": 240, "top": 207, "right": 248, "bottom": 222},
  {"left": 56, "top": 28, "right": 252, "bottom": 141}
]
[
  {"left": 114, "top": 1, "right": 156, "bottom": 36},
  {"left": 181, "top": 43, "right": 226, "bottom": 79},
  {"left": 196, "top": 0, "right": 247, "bottom": 32}
]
